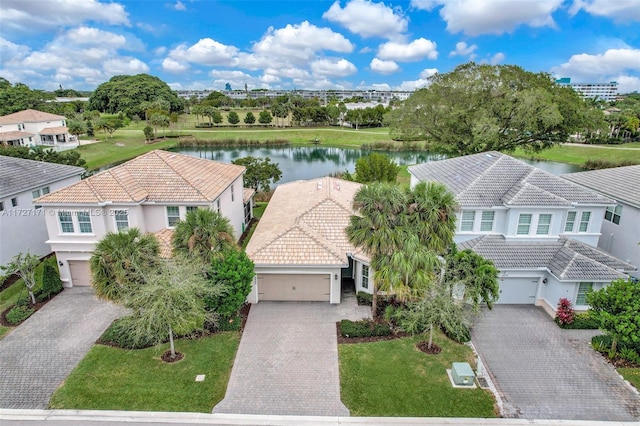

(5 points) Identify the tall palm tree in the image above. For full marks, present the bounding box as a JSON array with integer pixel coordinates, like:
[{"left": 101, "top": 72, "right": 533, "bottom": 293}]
[
  {"left": 172, "top": 208, "right": 237, "bottom": 263},
  {"left": 406, "top": 182, "right": 458, "bottom": 254},
  {"left": 90, "top": 228, "right": 160, "bottom": 302}
]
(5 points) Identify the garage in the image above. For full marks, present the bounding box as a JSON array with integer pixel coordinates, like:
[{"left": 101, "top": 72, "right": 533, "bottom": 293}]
[
  {"left": 68, "top": 260, "right": 91, "bottom": 287},
  {"left": 496, "top": 277, "right": 539, "bottom": 304},
  {"left": 257, "top": 274, "right": 331, "bottom": 302}
]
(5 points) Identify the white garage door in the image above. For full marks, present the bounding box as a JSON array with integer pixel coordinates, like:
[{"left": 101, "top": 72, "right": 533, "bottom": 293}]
[
  {"left": 68, "top": 260, "right": 92, "bottom": 287},
  {"left": 497, "top": 277, "right": 539, "bottom": 304},
  {"left": 258, "top": 274, "right": 330, "bottom": 302}
]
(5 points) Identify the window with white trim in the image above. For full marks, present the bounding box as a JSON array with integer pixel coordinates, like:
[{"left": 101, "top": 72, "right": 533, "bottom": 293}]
[
  {"left": 480, "top": 211, "right": 495, "bottom": 232},
  {"left": 517, "top": 214, "right": 532, "bottom": 235},
  {"left": 58, "top": 211, "right": 74, "bottom": 233},
  {"left": 578, "top": 211, "right": 591, "bottom": 232},
  {"left": 564, "top": 211, "right": 576, "bottom": 232},
  {"left": 576, "top": 282, "right": 592, "bottom": 305},
  {"left": 77, "top": 211, "right": 92, "bottom": 233},
  {"left": 536, "top": 214, "right": 552, "bottom": 235},
  {"left": 604, "top": 205, "right": 622, "bottom": 225},
  {"left": 167, "top": 206, "right": 180, "bottom": 227},
  {"left": 114, "top": 210, "right": 129, "bottom": 231},
  {"left": 215, "top": 199, "right": 221, "bottom": 213},
  {"left": 460, "top": 211, "right": 475, "bottom": 231},
  {"left": 362, "top": 265, "right": 369, "bottom": 289},
  {"left": 186, "top": 206, "right": 198, "bottom": 214}
]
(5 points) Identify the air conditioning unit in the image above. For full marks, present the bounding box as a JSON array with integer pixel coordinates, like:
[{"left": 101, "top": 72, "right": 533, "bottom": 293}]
[{"left": 451, "top": 362, "right": 475, "bottom": 386}]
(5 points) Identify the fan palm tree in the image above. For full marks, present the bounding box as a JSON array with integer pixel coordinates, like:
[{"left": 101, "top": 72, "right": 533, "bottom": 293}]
[
  {"left": 172, "top": 208, "right": 237, "bottom": 263},
  {"left": 90, "top": 228, "right": 160, "bottom": 302}
]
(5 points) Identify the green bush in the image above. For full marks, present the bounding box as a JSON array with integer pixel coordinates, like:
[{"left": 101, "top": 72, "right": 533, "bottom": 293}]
[
  {"left": 356, "top": 291, "right": 372, "bottom": 306},
  {"left": 6, "top": 305, "right": 35, "bottom": 324},
  {"left": 205, "top": 250, "right": 254, "bottom": 320},
  {"left": 40, "top": 262, "right": 63, "bottom": 300},
  {"left": 556, "top": 311, "right": 599, "bottom": 329},
  {"left": 340, "top": 319, "right": 391, "bottom": 338},
  {"left": 592, "top": 334, "right": 640, "bottom": 358},
  {"left": 215, "top": 314, "right": 242, "bottom": 331},
  {"left": 98, "top": 317, "right": 158, "bottom": 349}
]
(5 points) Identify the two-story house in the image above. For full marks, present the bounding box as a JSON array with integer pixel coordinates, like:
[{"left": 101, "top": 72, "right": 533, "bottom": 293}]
[
  {"left": 0, "top": 109, "right": 76, "bottom": 151},
  {"left": 408, "top": 152, "right": 635, "bottom": 315},
  {"left": 0, "top": 155, "right": 85, "bottom": 267},
  {"left": 35, "top": 150, "right": 250, "bottom": 287},
  {"left": 563, "top": 165, "right": 640, "bottom": 278}
]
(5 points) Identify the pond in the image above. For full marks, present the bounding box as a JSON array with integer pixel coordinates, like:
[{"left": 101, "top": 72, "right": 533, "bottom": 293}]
[{"left": 173, "top": 146, "right": 584, "bottom": 185}]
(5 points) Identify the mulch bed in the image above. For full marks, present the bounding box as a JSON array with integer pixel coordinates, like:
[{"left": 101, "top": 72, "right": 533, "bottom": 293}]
[
  {"left": 597, "top": 352, "right": 640, "bottom": 368},
  {"left": 416, "top": 340, "right": 442, "bottom": 354},
  {"left": 336, "top": 321, "right": 409, "bottom": 344},
  {"left": 239, "top": 303, "right": 251, "bottom": 332},
  {"left": 0, "top": 300, "right": 49, "bottom": 327},
  {"left": 161, "top": 349, "right": 185, "bottom": 363}
]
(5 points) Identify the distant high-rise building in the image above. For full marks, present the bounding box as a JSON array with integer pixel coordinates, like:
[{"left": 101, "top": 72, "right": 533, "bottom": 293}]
[{"left": 555, "top": 77, "right": 618, "bottom": 102}]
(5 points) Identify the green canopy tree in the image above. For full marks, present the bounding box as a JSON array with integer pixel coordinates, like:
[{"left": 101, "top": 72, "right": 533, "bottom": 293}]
[
  {"left": 258, "top": 110, "right": 273, "bottom": 125},
  {"left": 1, "top": 252, "right": 40, "bottom": 305},
  {"left": 227, "top": 111, "right": 240, "bottom": 125},
  {"left": 172, "top": 208, "right": 237, "bottom": 264},
  {"left": 244, "top": 111, "right": 256, "bottom": 124},
  {"left": 206, "top": 250, "right": 255, "bottom": 320},
  {"left": 66, "top": 119, "right": 86, "bottom": 142},
  {"left": 387, "top": 62, "right": 605, "bottom": 154},
  {"left": 232, "top": 156, "right": 282, "bottom": 192},
  {"left": 352, "top": 153, "right": 400, "bottom": 183}
]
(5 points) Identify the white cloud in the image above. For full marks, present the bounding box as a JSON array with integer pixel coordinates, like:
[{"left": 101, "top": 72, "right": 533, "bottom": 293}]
[
  {"left": 411, "top": 0, "right": 563, "bottom": 36},
  {"left": 490, "top": 52, "right": 505, "bottom": 64},
  {"left": 162, "top": 58, "right": 189, "bottom": 73},
  {"left": 103, "top": 58, "right": 149, "bottom": 75},
  {"left": 323, "top": 0, "right": 408, "bottom": 39},
  {"left": 0, "top": 38, "right": 29, "bottom": 63},
  {"left": 569, "top": 0, "right": 640, "bottom": 22},
  {"left": 154, "top": 47, "right": 167, "bottom": 56},
  {"left": 168, "top": 38, "right": 238, "bottom": 66},
  {"left": 419, "top": 68, "right": 439, "bottom": 79},
  {"left": 0, "top": 0, "right": 129, "bottom": 33},
  {"left": 613, "top": 75, "right": 640, "bottom": 94},
  {"left": 370, "top": 58, "right": 400, "bottom": 74},
  {"left": 449, "top": 41, "right": 477, "bottom": 57},
  {"left": 311, "top": 58, "right": 357, "bottom": 77},
  {"left": 377, "top": 38, "right": 438, "bottom": 61},
  {"left": 370, "top": 83, "right": 392, "bottom": 90},
  {"left": 396, "top": 78, "right": 430, "bottom": 91},
  {"left": 65, "top": 27, "right": 127, "bottom": 48},
  {"left": 174, "top": 1, "right": 187, "bottom": 11}
]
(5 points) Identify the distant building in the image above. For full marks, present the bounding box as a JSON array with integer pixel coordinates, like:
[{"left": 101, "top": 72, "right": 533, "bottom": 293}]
[
  {"left": 556, "top": 78, "right": 618, "bottom": 102},
  {"left": 0, "top": 109, "right": 78, "bottom": 151}
]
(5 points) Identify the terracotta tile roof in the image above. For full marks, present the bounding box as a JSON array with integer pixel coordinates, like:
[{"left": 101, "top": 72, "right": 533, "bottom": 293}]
[
  {"left": 0, "top": 109, "right": 65, "bottom": 124},
  {"left": 408, "top": 152, "right": 614, "bottom": 207},
  {"left": 36, "top": 149, "right": 245, "bottom": 205},
  {"left": 153, "top": 228, "right": 174, "bottom": 258},
  {"left": 246, "top": 177, "right": 365, "bottom": 266},
  {"left": 243, "top": 187, "right": 255, "bottom": 203},
  {"left": 39, "top": 126, "right": 68, "bottom": 135},
  {"left": 0, "top": 131, "right": 35, "bottom": 141}
]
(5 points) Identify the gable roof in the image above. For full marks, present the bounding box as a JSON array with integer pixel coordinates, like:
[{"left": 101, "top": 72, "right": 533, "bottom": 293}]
[
  {"left": 408, "top": 152, "right": 614, "bottom": 208},
  {"left": 0, "top": 109, "right": 65, "bottom": 125},
  {"left": 35, "top": 150, "right": 245, "bottom": 205},
  {"left": 0, "top": 155, "right": 85, "bottom": 199},
  {"left": 459, "top": 235, "right": 635, "bottom": 281},
  {"left": 246, "top": 177, "right": 362, "bottom": 266},
  {"left": 563, "top": 165, "right": 640, "bottom": 209}
]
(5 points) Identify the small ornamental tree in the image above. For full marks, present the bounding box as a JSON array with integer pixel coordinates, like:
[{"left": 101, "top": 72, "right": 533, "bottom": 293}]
[
  {"left": 40, "top": 261, "right": 63, "bottom": 300},
  {"left": 207, "top": 249, "right": 255, "bottom": 320},
  {"left": 258, "top": 110, "right": 273, "bottom": 125},
  {"left": 227, "top": 111, "right": 240, "bottom": 125},
  {"left": 1, "top": 252, "right": 40, "bottom": 305},
  {"left": 354, "top": 153, "right": 400, "bottom": 183},
  {"left": 555, "top": 298, "right": 575, "bottom": 326},
  {"left": 244, "top": 111, "right": 256, "bottom": 124},
  {"left": 143, "top": 125, "right": 154, "bottom": 141},
  {"left": 231, "top": 156, "right": 282, "bottom": 192}
]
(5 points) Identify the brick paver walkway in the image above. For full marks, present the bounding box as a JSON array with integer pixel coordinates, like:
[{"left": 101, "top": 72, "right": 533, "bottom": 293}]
[
  {"left": 472, "top": 305, "right": 640, "bottom": 421},
  {"left": 213, "top": 291, "right": 370, "bottom": 416},
  {"left": 0, "top": 287, "right": 125, "bottom": 409}
]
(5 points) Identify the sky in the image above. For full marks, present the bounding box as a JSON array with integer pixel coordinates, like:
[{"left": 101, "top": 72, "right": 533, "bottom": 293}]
[{"left": 1, "top": 0, "right": 639, "bottom": 94}]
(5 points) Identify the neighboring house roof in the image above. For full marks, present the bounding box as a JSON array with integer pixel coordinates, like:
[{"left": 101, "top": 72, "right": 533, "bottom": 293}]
[
  {"left": 0, "top": 131, "right": 35, "bottom": 141},
  {"left": 459, "top": 235, "right": 635, "bottom": 281},
  {"left": 563, "top": 165, "right": 640, "bottom": 209},
  {"left": 0, "top": 155, "right": 85, "bottom": 198},
  {"left": 243, "top": 187, "right": 255, "bottom": 204},
  {"left": 153, "top": 228, "right": 174, "bottom": 259},
  {"left": 35, "top": 150, "right": 245, "bottom": 205},
  {"left": 408, "top": 151, "right": 614, "bottom": 207},
  {"left": 39, "top": 126, "right": 68, "bottom": 135},
  {"left": 0, "top": 109, "right": 65, "bottom": 124},
  {"left": 246, "top": 177, "right": 363, "bottom": 266}
]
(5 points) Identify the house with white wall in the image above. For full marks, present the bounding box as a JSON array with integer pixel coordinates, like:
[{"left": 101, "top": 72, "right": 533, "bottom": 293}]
[
  {"left": 563, "top": 165, "right": 640, "bottom": 278},
  {"left": 408, "top": 152, "right": 635, "bottom": 314},
  {"left": 35, "top": 150, "right": 250, "bottom": 287},
  {"left": 0, "top": 155, "right": 84, "bottom": 267},
  {"left": 0, "top": 109, "right": 77, "bottom": 151}
]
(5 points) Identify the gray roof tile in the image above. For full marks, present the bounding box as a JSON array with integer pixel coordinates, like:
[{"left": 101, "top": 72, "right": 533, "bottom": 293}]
[
  {"left": 563, "top": 165, "right": 640, "bottom": 209},
  {"left": 0, "top": 155, "right": 85, "bottom": 198}
]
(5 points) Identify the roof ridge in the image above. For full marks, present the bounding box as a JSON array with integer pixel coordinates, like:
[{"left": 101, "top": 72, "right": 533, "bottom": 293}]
[
  {"left": 109, "top": 166, "right": 147, "bottom": 202},
  {"left": 458, "top": 153, "right": 506, "bottom": 200}
]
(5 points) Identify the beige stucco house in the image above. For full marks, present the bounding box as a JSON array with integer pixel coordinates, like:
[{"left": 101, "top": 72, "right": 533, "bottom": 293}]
[
  {"left": 35, "top": 150, "right": 250, "bottom": 287},
  {"left": 0, "top": 109, "right": 76, "bottom": 151}
]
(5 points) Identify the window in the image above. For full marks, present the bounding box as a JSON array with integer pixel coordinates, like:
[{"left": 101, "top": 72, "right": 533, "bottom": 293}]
[
  {"left": 536, "top": 214, "right": 552, "bottom": 235},
  {"left": 576, "top": 282, "right": 593, "bottom": 305},
  {"left": 215, "top": 199, "right": 221, "bottom": 213},
  {"left": 579, "top": 211, "right": 591, "bottom": 232},
  {"left": 167, "top": 206, "right": 180, "bottom": 227},
  {"left": 42, "top": 186, "right": 49, "bottom": 195},
  {"left": 361, "top": 265, "right": 369, "bottom": 289},
  {"left": 0, "top": 201, "right": 4, "bottom": 212},
  {"left": 186, "top": 206, "right": 198, "bottom": 214},
  {"left": 231, "top": 185, "right": 235, "bottom": 202},
  {"left": 11, "top": 197, "right": 18, "bottom": 207},
  {"left": 58, "top": 211, "right": 74, "bottom": 233},
  {"left": 604, "top": 205, "right": 622, "bottom": 225},
  {"left": 114, "top": 210, "right": 129, "bottom": 231},
  {"left": 517, "top": 214, "right": 532, "bottom": 235},
  {"left": 460, "top": 210, "right": 475, "bottom": 231},
  {"left": 480, "top": 211, "right": 495, "bottom": 232},
  {"left": 32, "top": 189, "right": 41, "bottom": 199},
  {"left": 564, "top": 211, "right": 576, "bottom": 232},
  {"left": 77, "top": 211, "right": 92, "bottom": 233}
]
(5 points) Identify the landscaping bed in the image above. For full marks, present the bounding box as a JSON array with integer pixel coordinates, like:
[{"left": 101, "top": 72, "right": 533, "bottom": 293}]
[{"left": 336, "top": 319, "right": 408, "bottom": 344}]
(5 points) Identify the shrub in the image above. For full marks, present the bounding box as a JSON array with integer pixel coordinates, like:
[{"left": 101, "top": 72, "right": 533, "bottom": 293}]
[
  {"left": 356, "top": 291, "right": 372, "bottom": 306},
  {"left": 40, "top": 262, "right": 63, "bottom": 300},
  {"left": 620, "top": 348, "right": 640, "bottom": 365},
  {"left": 5, "top": 305, "right": 35, "bottom": 324},
  {"left": 556, "top": 311, "right": 599, "bottom": 329},
  {"left": 215, "top": 315, "right": 242, "bottom": 332},
  {"left": 555, "top": 298, "right": 575, "bottom": 325},
  {"left": 98, "top": 317, "right": 158, "bottom": 349},
  {"left": 339, "top": 319, "right": 391, "bottom": 338},
  {"left": 592, "top": 334, "right": 640, "bottom": 359},
  {"left": 206, "top": 250, "right": 254, "bottom": 320}
]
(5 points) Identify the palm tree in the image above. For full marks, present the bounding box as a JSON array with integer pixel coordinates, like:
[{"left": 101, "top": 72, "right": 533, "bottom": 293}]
[
  {"left": 172, "top": 208, "right": 237, "bottom": 263},
  {"left": 90, "top": 228, "right": 160, "bottom": 302},
  {"left": 406, "top": 182, "right": 458, "bottom": 254}
]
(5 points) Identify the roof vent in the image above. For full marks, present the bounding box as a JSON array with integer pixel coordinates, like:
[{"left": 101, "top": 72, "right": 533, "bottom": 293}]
[
  {"left": 485, "top": 153, "right": 494, "bottom": 158},
  {"left": 317, "top": 182, "right": 322, "bottom": 190}
]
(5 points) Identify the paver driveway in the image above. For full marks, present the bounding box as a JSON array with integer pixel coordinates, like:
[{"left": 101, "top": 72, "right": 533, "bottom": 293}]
[
  {"left": 213, "top": 294, "right": 370, "bottom": 416},
  {"left": 0, "top": 287, "right": 125, "bottom": 409},
  {"left": 472, "top": 305, "right": 640, "bottom": 421}
]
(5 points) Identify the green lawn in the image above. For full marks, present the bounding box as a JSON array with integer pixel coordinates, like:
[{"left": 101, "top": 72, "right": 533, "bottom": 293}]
[
  {"left": 253, "top": 201, "right": 268, "bottom": 219},
  {"left": 339, "top": 334, "right": 496, "bottom": 417},
  {"left": 49, "top": 332, "right": 240, "bottom": 412},
  {"left": 513, "top": 144, "right": 640, "bottom": 167},
  {"left": 618, "top": 368, "right": 640, "bottom": 390}
]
